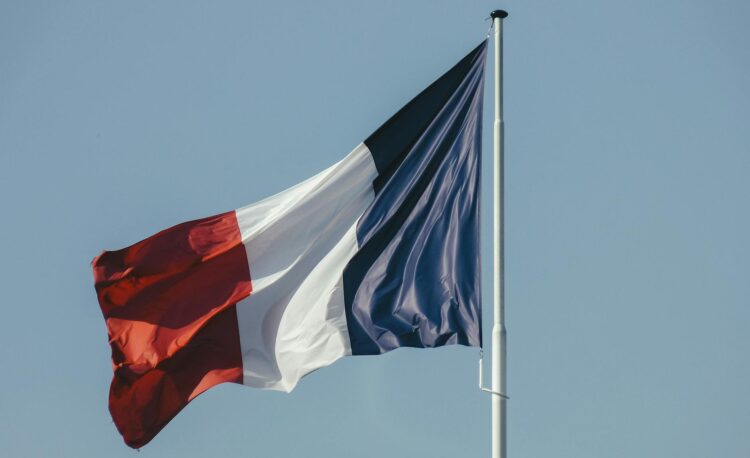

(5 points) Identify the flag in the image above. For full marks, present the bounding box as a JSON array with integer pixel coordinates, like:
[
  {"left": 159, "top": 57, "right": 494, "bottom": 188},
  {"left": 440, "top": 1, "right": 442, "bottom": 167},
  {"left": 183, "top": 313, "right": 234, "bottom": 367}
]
[{"left": 92, "top": 40, "right": 487, "bottom": 448}]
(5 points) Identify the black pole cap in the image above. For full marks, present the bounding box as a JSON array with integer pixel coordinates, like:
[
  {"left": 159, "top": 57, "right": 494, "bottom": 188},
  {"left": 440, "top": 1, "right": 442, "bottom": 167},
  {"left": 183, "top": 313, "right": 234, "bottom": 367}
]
[{"left": 490, "top": 10, "right": 508, "bottom": 19}]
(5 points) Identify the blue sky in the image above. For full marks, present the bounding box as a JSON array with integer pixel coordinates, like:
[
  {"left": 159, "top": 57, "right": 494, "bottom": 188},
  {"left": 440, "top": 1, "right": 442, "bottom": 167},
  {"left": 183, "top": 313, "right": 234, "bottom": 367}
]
[{"left": 1, "top": 1, "right": 749, "bottom": 456}]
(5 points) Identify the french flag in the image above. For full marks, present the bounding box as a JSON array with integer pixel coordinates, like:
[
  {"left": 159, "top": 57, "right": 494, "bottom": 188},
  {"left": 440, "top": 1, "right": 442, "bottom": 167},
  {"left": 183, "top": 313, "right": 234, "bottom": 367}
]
[{"left": 93, "top": 41, "right": 486, "bottom": 448}]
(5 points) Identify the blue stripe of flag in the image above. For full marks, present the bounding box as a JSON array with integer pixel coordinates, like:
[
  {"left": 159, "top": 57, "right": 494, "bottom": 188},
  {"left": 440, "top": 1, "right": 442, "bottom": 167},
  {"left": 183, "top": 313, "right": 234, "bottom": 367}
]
[{"left": 343, "top": 41, "right": 487, "bottom": 355}]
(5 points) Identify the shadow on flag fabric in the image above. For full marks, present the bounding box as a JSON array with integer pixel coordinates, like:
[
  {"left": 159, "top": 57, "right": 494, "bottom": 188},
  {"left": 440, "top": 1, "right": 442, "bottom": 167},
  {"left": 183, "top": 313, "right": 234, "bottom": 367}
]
[{"left": 92, "top": 40, "right": 487, "bottom": 448}]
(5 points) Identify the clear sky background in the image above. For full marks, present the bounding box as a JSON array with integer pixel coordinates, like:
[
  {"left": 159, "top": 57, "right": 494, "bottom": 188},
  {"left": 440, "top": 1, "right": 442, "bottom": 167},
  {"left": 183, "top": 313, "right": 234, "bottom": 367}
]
[{"left": 1, "top": 1, "right": 749, "bottom": 457}]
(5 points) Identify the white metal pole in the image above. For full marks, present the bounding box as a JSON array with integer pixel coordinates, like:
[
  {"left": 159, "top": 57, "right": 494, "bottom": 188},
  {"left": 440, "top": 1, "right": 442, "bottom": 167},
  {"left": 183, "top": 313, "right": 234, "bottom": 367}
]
[{"left": 490, "top": 9, "right": 508, "bottom": 458}]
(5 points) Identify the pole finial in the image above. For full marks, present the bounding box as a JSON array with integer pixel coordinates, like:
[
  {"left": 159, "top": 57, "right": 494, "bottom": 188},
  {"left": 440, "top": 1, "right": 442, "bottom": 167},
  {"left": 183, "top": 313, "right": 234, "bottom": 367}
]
[{"left": 490, "top": 10, "right": 508, "bottom": 19}]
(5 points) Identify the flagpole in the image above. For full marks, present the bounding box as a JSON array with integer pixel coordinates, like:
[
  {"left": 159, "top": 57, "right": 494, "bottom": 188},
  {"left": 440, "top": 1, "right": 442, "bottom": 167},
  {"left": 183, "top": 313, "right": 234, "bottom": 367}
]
[{"left": 490, "top": 9, "right": 508, "bottom": 458}]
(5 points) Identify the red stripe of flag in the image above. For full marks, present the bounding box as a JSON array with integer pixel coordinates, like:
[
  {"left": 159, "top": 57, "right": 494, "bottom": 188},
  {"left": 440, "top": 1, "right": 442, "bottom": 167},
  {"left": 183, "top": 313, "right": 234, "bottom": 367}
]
[{"left": 92, "top": 211, "right": 251, "bottom": 448}]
